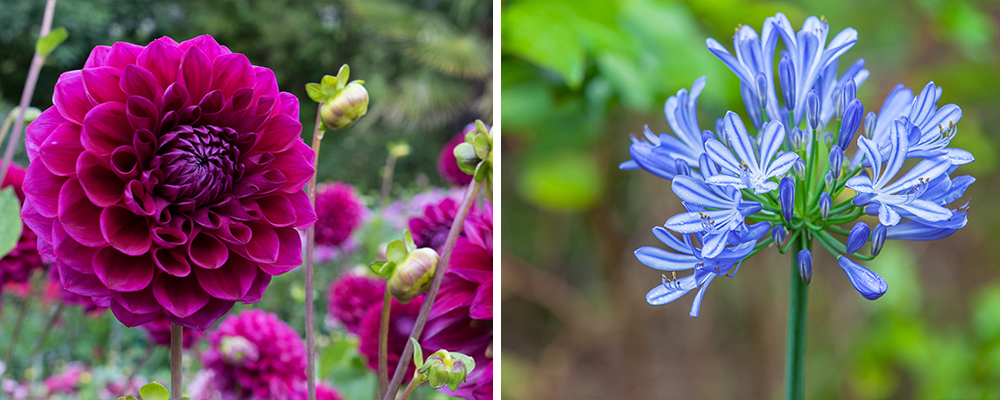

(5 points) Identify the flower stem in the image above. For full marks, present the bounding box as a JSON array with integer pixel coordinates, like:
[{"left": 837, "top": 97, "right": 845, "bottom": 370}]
[
  {"left": 304, "top": 104, "right": 325, "bottom": 400},
  {"left": 378, "top": 289, "right": 392, "bottom": 399},
  {"left": 4, "top": 271, "right": 40, "bottom": 371},
  {"left": 785, "top": 237, "right": 810, "bottom": 400},
  {"left": 382, "top": 180, "right": 482, "bottom": 400},
  {"left": 398, "top": 378, "right": 422, "bottom": 400},
  {"left": 0, "top": 0, "right": 56, "bottom": 185},
  {"left": 170, "top": 323, "right": 182, "bottom": 400}
]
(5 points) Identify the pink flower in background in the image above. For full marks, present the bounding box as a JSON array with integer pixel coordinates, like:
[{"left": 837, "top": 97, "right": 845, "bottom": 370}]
[
  {"left": 142, "top": 313, "right": 203, "bottom": 349},
  {"left": 358, "top": 295, "right": 424, "bottom": 383},
  {"left": 327, "top": 273, "right": 384, "bottom": 334},
  {"left": 0, "top": 164, "right": 45, "bottom": 287},
  {"left": 409, "top": 197, "right": 484, "bottom": 251},
  {"left": 317, "top": 384, "right": 345, "bottom": 400},
  {"left": 437, "top": 123, "right": 478, "bottom": 186},
  {"left": 424, "top": 202, "right": 493, "bottom": 399},
  {"left": 21, "top": 35, "right": 316, "bottom": 330},
  {"left": 314, "top": 182, "right": 365, "bottom": 247},
  {"left": 202, "top": 309, "right": 308, "bottom": 400},
  {"left": 44, "top": 362, "right": 86, "bottom": 395},
  {"left": 382, "top": 187, "right": 464, "bottom": 230}
]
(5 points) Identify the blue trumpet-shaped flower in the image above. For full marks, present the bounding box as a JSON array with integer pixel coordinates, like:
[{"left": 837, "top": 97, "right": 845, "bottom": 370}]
[
  {"left": 621, "top": 78, "right": 709, "bottom": 179},
  {"left": 847, "top": 123, "right": 953, "bottom": 226},
  {"left": 838, "top": 256, "right": 888, "bottom": 300},
  {"left": 705, "top": 112, "right": 800, "bottom": 194},
  {"left": 664, "top": 175, "right": 761, "bottom": 258},
  {"left": 707, "top": 22, "right": 780, "bottom": 127},
  {"left": 637, "top": 227, "right": 755, "bottom": 317}
]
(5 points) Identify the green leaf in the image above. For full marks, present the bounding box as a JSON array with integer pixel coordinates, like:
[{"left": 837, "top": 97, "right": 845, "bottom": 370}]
[
  {"left": 139, "top": 382, "right": 170, "bottom": 400},
  {"left": 411, "top": 337, "right": 423, "bottom": 369},
  {"left": 321, "top": 74, "right": 338, "bottom": 89},
  {"left": 403, "top": 231, "right": 416, "bottom": 253},
  {"left": 0, "top": 188, "right": 23, "bottom": 258},
  {"left": 519, "top": 151, "right": 604, "bottom": 212},
  {"left": 319, "top": 335, "right": 353, "bottom": 378},
  {"left": 336, "top": 64, "right": 351, "bottom": 89},
  {"left": 306, "top": 83, "right": 324, "bottom": 103},
  {"left": 386, "top": 240, "right": 408, "bottom": 265},
  {"left": 473, "top": 134, "right": 491, "bottom": 160},
  {"left": 36, "top": 27, "right": 68, "bottom": 58}
]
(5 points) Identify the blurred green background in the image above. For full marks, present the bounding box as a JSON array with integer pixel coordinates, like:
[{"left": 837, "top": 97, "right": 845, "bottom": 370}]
[{"left": 501, "top": 1, "right": 1000, "bottom": 399}]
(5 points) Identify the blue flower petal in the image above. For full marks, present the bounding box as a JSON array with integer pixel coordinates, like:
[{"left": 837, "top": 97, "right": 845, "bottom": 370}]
[{"left": 838, "top": 257, "right": 888, "bottom": 300}]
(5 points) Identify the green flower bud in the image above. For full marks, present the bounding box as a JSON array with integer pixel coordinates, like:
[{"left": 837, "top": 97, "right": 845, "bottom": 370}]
[
  {"left": 387, "top": 248, "right": 439, "bottom": 303},
  {"left": 454, "top": 142, "right": 480, "bottom": 175},
  {"left": 418, "top": 350, "right": 473, "bottom": 391},
  {"left": 320, "top": 81, "right": 369, "bottom": 130}
]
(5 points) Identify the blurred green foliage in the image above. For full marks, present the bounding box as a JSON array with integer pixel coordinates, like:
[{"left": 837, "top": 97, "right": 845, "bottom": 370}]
[{"left": 502, "top": 0, "right": 1000, "bottom": 399}]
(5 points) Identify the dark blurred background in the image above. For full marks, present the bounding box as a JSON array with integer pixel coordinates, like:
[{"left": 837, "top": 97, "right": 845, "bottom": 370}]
[
  {"left": 0, "top": 0, "right": 493, "bottom": 195},
  {"left": 501, "top": 1, "right": 1000, "bottom": 399}
]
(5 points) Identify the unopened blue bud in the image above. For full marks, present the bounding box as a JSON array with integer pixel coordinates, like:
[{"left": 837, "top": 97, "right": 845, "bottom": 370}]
[
  {"left": 820, "top": 130, "right": 834, "bottom": 148},
  {"left": 819, "top": 192, "right": 832, "bottom": 219},
  {"left": 838, "top": 99, "right": 863, "bottom": 149},
  {"left": 834, "top": 87, "right": 844, "bottom": 120},
  {"left": 790, "top": 127, "right": 806, "bottom": 152},
  {"left": 798, "top": 249, "right": 813, "bottom": 285},
  {"left": 772, "top": 225, "right": 787, "bottom": 247},
  {"left": 779, "top": 177, "right": 795, "bottom": 224},
  {"left": 829, "top": 145, "right": 844, "bottom": 179},
  {"left": 841, "top": 80, "right": 857, "bottom": 115},
  {"left": 846, "top": 222, "right": 870, "bottom": 254},
  {"left": 806, "top": 90, "right": 821, "bottom": 130},
  {"left": 838, "top": 256, "right": 888, "bottom": 300},
  {"left": 871, "top": 223, "right": 887, "bottom": 257},
  {"left": 755, "top": 73, "right": 768, "bottom": 110},
  {"left": 825, "top": 171, "right": 835, "bottom": 189},
  {"left": 864, "top": 111, "right": 877, "bottom": 139},
  {"left": 742, "top": 83, "right": 763, "bottom": 130},
  {"left": 793, "top": 159, "right": 806, "bottom": 179},
  {"left": 675, "top": 159, "right": 690, "bottom": 177},
  {"left": 779, "top": 54, "right": 795, "bottom": 109}
]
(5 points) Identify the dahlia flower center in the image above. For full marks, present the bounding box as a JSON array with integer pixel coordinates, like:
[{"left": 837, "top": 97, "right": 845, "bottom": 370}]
[{"left": 157, "top": 125, "right": 242, "bottom": 207}]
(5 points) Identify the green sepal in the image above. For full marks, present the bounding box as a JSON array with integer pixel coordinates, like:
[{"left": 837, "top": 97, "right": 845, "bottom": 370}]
[
  {"left": 36, "top": 27, "right": 67, "bottom": 58},
  {"left": 411, "top": 337, "right": 423, "bottom": 369},
  {"left": 454, "top": 143, "right": 479, "bottom": 175},
  {"left": 306, "top": 83, "right": 324, "bottom": 103},
  {"left": 403, "top": 231, "right": 417, "bottom": 253},
  {"left": 139, "top": 382, "right": 170, "bottom": 400},
  {"left": 473, "top": 161, "right": 488, "bottom": 182},
  {"left": 386, "top": 240, "right": 408, "bottom": 265},
  {"left": 369, "top": 261, "right": 395, "bottom": 278},
  {"left": 473, "top": 134, "right": 491, "bottom": 160},
  {"left": 321, "top": 74, "right": 339, "bottom": 90},
  {"left": 336, "top": 64, "right": 350, "bottom": 89},
  {"left": 0, "top": 188, "right": 23, "bottom": 259},
  {"left": 474, "top": 119, "right": 489, "bottom": 136},
  {"left": 452, "top": 352, "right": 475, "bottom": 375}
]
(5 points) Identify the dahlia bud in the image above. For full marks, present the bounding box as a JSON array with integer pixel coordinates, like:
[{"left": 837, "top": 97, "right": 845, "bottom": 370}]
[
  {"left": 387, "top": 248, "right": 439, "bottom": 303},
  {"left": 419, "top": 349, "right": 475, "bottom": 391},
  {"left": 219, "top": 335, "right": 259, "bottom": 366},
  {"left": 819, "top": 192, "right": 832, "bottom": 219},
  {"left": 797, "top": 249, "right": 812, "bottom": 285},
  {"left": 779, "top": 177, "right": 794, "bottom": 224},
  {"left": 846, "top": 222, "right": 870, "bottom": 254},
  {"left": 6, "top": 106, "right": 42, "bottom": 124},
  {"left": 307, "top": 64, "right": 369, "bottom": 130}
]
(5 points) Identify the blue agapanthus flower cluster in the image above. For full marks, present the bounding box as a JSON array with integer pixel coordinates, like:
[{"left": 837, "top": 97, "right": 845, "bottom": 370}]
[{"left": 622, "top": 13, "right": 973, "bottom": 317}]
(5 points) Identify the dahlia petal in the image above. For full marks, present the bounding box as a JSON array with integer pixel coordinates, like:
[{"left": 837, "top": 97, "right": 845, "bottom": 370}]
[
  {"left": 23, "top": 162, "right": 67, "bottom": 218},
  {"left": 233, "top": 169, "right": 285, "bottom": 198},
  {"left": 153, "top": 247, "right": 192, "bottom": 277},
  {"left": 188, "top": 230, "right": 229, "bottom": 270},
  {"left": 192, "top": 208, "right": 223, "bottom": 230},
  {"left": 137, "top": 37, "right": 182, "bottom": 89},
  {"left": 469, "top": 278, "right": 493, "bottom": 320},
  {"left": 271, "top": 143, "right": 313, "bottom": 192},
  {"left": 179, "top": 35, "right": 230, "bottom": 59},
  {"left": 77, "top": 151, "right": 126, "bottom": 206},
  {"left": 123, "top": 181, "right": 157, "bottom": 216},
  {"left": 58, "top": 262, "right": 113, "bottom": 297},
  {"left": 110, "top": 299, "right": 160, "bottom": 327},
  {"left": 21, "top": 198, "right": 54, "bottom": 245},
  {"left": 84, "top": 45, "right": 111, "bottom": 68},
  {"left": 235, "top": 96, "right": 274, "bottom": 133},
  {"left": 240, "top": 269, "right": 271, "bottom": 303},
  {"left": 92, "top": 246, "right": 155, "bottom": 292},
  {"left": 194, "top": 251, "right": 256, "bottom": 300},
  {"left": 152, "top": 226, "right": 188, "bottom": 249},
  {"left": 38, "top": 122, "right": 84, "bottom": 176},
  {"left": 277, "top": 92, "right": 299, "bottom": 120},
  {"left": 111, "top": 147, "right": 141, "bottom": 180},
  {"left": 198, "top": 90, "right": 225, "bottom": 115},
  {"left": 25, "top": 107, "right": 67, "bottom": 161},
  {"left": 449, "top": 240, "right": 492, "bottom": 273},
  {"left": 126, "top": 95, "right": 159, "bottom": 132},
  {"left": 213, "top": 218, "right": 252, "bottom": 245},
  {"left": 287, "top": 189, "right": 317, "bottom": 229},
  {"left": 162, "top": 82, "right": 190, "bottom": 113},
  {"left": 255, "top": 195, "right": 296, "bottom": 227},
  {"left": 82, "top": 66, "right": 127, "bottom": 104},
  {"left": 52, "top": 222, "right": 97, "bottom": 274},
  {"left": 120, "top": 64, "right": 163, "bottom": 103},
  {"left": 81, "top": 102, "right": 133, "bottom": 155},
  {"left": 242, "top": 222, "right": 280, "bottom": 264},
  {"left": 100, "top": 206, "right": 152, "bottom": 255},
  {"left": 252, "top": 67, "right": 279, "bottom": 105},
  {"left": 152, "top": 273, "right": 211, "bottom": 319},
  {"left": 428, "top": 280, "right": 476, "bottom": 318},
  {"left": 104, "top": 42, "right": 144, "bottom": 70},
  {"left": 57, "top": 178, "right": 107, "bottom": 247},
  {"left": 270, "top": 227, "right": 302, "bottom": 271},
  {"left": 171, "top": 298, "right": 235, "bottom": 331},
  {"left": 133, "top": 128, "right": 157, "bottom": 165},
  {"left": 113, "top": 286, "right": 161, "bottom": 315},
  {"left": 255, "top": 114, "right": 302, "bottom": 153},
  {"left": 211, "top": 53, "right": 256, "bottom": 98},
  {"left": 54, "top": 71, "right": 94, "bottom": 124},
  {"left": 179, "top": 46, "right": 213, "bottom": 102}
]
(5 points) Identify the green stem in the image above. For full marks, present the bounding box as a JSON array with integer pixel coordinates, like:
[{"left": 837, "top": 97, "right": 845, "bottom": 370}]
[
  {"left": 378, "top": 289, "right": 391, "bottom": 399},
  {"left": 304, "top": 104, "right": 324, "bottom": 400},
  {"left": 170, "top": 323, "right": 182, "bottom": 400},
  {"left": 785, "top": 237, "right": 810, "bottom": 400}
]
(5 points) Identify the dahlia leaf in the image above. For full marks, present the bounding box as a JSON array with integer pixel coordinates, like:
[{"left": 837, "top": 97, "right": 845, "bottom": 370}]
[
  {"left": 0, "top": 188, "right": 23, "bottom": 259},
  {"left": 387, "top": 240, "right": 408, "bottom": 264},
  {"left": 306, "top": 83, "right": 324, "bottom": 103},
  {"left": 36, "top": 27, "right": 67, "bottom": 58},
  {"left": 319, "top": 335, "right": 353, "bottom": 378},
  {"left": 139, "top": 382, "right": 170, "bottom": 400},
  {"left": 411, "top": 337, "right": 424, "bottom": 369}
]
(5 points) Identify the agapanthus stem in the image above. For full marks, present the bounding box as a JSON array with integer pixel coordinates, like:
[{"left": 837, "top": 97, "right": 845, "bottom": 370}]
[
  {"left": 170, "top": 323, "right": 182, "bottom": 399},
  {"left": 382, "top": 180, "right": 482, "bottom": 400},
  {"left": 304, "top": 104, "right": 325, "bottom": 400},
  {"left": 785, "top": 238, "right": 810, "bottom": 400},
  {"left": 378, "top": 289, "right": 391, "bottom": 399},
  {"left": 0, "top": 0, "right": 56, "bottom": 185}
]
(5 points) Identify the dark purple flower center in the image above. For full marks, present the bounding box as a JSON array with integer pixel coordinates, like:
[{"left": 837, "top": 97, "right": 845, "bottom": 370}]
[{"left": 157, "top": 125, "right": 244, "bottom": 209}]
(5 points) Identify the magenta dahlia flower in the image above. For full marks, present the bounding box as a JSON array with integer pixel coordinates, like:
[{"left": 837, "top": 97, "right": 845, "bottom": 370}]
[
  {"left": 408, "top": 197, "right": 476, "bottom": 251},
  {"left": 202, "top": 309, "right": 308, "bottom": 400},
  {"left": 358, "top": 295, "right": 424, "bottom": 383},
  {"left": 314, "top": 182, "right": 365, "bottom": 247},
  {"left": 327, "top": 273, "right": 384, "bottom": 334},
  {"left": 382, "top": 187, "right": 463, "bottom": 230},
  {"left": 21, "top": 36, "right": 316, "bottom": 330},
  {"left": 0, "top": 164, "right": 45, "bottom": 287},
  {"left": 437, "top": 123, "right": 480, "bottom": 186},
  {"left": 142, "top": 313, "right": 203, "bottom": 349},
  {"left": 317, "top": 384, "right": 345, "bottom": 400},
  {"left": 47, "top": 266, "right": 108, "bottom": 315},
  {"left": 424, "top": 202, "right": 493, "bottom": 399}
]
